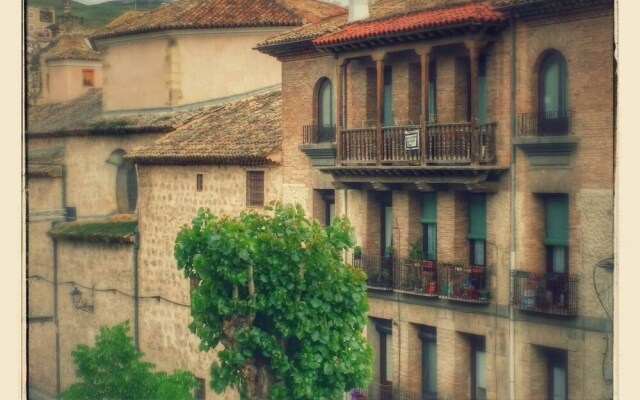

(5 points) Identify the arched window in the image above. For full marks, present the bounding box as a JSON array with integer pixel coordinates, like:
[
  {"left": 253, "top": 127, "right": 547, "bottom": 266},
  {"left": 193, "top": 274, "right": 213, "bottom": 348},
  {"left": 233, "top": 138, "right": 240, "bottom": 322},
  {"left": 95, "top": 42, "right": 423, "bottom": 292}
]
[
  {"left": 107, "top": 149, "right": 138, "bottom": 213},
  {"left": 538, "top": 50, "right": 568, "bottom": 135},
  {"left": 317, "top": 78, "right": 334, "bottom": 142}
]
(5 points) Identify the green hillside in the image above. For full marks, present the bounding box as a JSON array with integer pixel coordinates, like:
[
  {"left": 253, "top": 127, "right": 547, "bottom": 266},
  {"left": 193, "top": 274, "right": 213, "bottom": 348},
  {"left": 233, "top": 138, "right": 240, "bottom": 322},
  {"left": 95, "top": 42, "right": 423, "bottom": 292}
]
[{"left": 26, "top": 0, "right": 164, "bottom": 31}]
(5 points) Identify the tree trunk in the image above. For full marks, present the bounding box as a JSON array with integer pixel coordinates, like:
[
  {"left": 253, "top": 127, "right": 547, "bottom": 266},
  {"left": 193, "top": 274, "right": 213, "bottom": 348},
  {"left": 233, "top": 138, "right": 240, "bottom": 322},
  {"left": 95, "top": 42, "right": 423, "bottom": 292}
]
[{"left": 241, "top": 359, "right": 274, "bottom": 400}]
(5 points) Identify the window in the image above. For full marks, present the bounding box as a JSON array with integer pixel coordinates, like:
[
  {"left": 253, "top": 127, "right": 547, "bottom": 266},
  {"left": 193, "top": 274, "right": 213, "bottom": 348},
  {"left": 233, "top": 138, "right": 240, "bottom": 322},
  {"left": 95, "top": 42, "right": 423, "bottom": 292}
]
[
  {"left": 428, "top": 60, "right": 437, "bottom": 123},
  {"left": 478, "top": 55, "right": 488, "bottom": 124},
  {"left": 468, "top": 194, "right": 487, "bottom": 266},
  {"left": 538, "top": 50, "right": 568, "bottom": 135},
  {"left": 82, "top": 69, "right": 95, "bottom": 87},
  {"left": 322, "top": 190, "right": 335, "bottom": 226},
  {"left": 383, "top": 66, "right": 393, "bottom": 126},
  {"left": 547, "top": 349, "right": 568, "bottom": 400},
  {"left": 375, "top": 320, "right": 393, "bottom": 390},
  {"left": 419, "top": 326, "right": 437, "bottom": 399},
  {"left": 196, "top": 173, "right": 203, "bottom": 192},
  {"left": 378, "top": 192, "right": 393, "bottom": 257},
  {"left": 109, "top": 149, "right": 138, "bottom": 214},
  {"left": 470, "top": 335, "right": 487, "bottom": 400},
  {"left": 194, "top": 377, "right": 206, "bottom": 400},
  {"left": 544, "top": 195, "right": 568, "bottom": 273},
  {"left": 29, "top": 25, "right": 34, "bottom": 31},
  {"left": 317, "top": 78, "right": 335, "bottom": 142},
  {"left": 246, "top": 171, "right": 264, "bottom": 207},
  {"left": 40, "top": 9, "right": 53, "bottom": 23},
  {"left": 421, "top": 193, "right": 437, "bottom": 261}
]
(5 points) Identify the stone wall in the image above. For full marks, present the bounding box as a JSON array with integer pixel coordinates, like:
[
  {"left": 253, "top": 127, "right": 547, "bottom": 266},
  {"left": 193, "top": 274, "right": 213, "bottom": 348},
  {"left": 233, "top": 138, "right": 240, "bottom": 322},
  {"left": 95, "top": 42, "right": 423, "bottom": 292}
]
[{"left": 135, "top": 163, "right": 282, "bottom": 399}]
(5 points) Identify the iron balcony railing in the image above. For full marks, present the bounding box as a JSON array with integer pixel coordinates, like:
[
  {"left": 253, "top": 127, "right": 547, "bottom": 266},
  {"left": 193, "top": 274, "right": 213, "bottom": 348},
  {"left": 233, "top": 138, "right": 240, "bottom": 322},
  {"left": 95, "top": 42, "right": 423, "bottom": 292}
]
[
  {"left": 347, "top": 383, "right": 450, "bottom": 400},
  {"left": 352, "top": 254, "right": 397, "bottom": 290},
  {"left": 511, "top": 271, "right": 578, "bottom": 316},
  {"left": 393, "top": 260, "right": 438, "bottom": 297},
  {"left": 516, "top": 111, "right": 572, "bottom": 136},
  {"left": 437, "top": 262, "right": 491, "bottom": 303},
  {"left": 302, "top": 124, "right": 336, "bottom": 144},
  {"left": 339, "top": 123, "right": 496, "bottom": 165}
]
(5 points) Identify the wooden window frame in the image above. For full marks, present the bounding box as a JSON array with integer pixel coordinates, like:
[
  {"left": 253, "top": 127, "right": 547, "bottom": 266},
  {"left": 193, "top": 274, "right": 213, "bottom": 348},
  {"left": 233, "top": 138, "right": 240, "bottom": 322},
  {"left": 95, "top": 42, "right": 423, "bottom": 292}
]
[
  {"left": 196, "top": 173, "right": 204, "bottom": 192},
  {"left": 82, "top": 69, "right": 95, "bottom": 87},
  {"left": 546, "top": 348, "right": 568, "bottom": 400},
  {"left": 419, "top": 326, "right": 438, "bottom": 399},
  {"left": 470, "top": 335, "right": 486, "bottom": 400},
  {"left": 246, "top": 170, "right": 265, "bottom": 207}
]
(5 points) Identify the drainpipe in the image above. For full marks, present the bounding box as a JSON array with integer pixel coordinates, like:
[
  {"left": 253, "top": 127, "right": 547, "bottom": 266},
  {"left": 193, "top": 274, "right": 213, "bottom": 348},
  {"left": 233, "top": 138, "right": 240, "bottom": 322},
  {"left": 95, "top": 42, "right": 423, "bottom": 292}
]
[
  {"left": 133, "top": 227, "right": 140, "bottom": 350},
  {"left": 508, "top": 15, "right": 517, "bottom": 400},
  {"left": 52, "top": 234, "right": 61, "bottom": 397},
  {"left": 342, "top": 61, "right": 349, "bottom": 128},
  {"left": 61, "top": 165, "right": 67, "bottom": 209}
]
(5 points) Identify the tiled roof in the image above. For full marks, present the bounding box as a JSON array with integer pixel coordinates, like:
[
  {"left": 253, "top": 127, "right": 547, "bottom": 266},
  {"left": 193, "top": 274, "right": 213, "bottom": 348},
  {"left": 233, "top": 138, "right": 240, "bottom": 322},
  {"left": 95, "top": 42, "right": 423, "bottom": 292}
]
[
  {"left": 26, "top": 89, "right": 210, "bottom": 137},
  {"left": 258, "top": 13, "right": 347, "bottom": 48},
  {"left": 104, "top": 10, "right": 148, "bottom": 29},
  {"left": 42, "top": 32, "right": 102, "bottom": 62},
  {"left": 127, "top": 90, "right": 282, "bottom": 165},
  {"left": 92, "top": 0, "right": 346, "bottom": 41},
  {"left": 48, "top": 216, "right": 138, "bottom": 244},
  {"left": 27, "top": 147, "right": 65, "bottom": 177},
  {"left": 314, "top": 2, "right": 505, "bottom": 46}
]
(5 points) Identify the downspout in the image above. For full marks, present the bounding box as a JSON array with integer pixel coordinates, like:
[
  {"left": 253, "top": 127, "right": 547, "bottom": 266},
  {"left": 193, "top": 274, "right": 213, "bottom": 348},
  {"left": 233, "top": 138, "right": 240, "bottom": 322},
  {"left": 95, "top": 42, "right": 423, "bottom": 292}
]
[
  {"left": 52, "top": 234, "right": 61, "bottom": 397},
  {"left": 61, "top": 165, "right": 67, "bottom": 209},
  {"left": 508, "top": 15, "right": 517, "bottom": 400},
  {"left": 133, "top": 227, "right": 140, "bottom": 350}
]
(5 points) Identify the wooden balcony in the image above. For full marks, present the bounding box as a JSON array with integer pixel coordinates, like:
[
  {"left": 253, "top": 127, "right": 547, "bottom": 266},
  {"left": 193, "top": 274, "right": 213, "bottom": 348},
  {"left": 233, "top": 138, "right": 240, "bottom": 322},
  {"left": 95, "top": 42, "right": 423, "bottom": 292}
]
[
  {"left": 511, "top": 270, "right": 578, "bottom": 316},
  {"left": 338, "top": 122, "right": 496, "bottom": 166},
  {"left": 437, "top": 262, "right": 491, "bottom": 304}
]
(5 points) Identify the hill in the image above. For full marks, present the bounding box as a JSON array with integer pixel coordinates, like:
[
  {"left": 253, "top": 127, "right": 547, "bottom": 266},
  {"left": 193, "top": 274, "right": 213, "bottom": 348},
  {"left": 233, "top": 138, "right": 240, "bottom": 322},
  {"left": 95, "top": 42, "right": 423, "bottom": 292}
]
[{"left": 26, "top": 0, "right": 168, "bottom": 31}]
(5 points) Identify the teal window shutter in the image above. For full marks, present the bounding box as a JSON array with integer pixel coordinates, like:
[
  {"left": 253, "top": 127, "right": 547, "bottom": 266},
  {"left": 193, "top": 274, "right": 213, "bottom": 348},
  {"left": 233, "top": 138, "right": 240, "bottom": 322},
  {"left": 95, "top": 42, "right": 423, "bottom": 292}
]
[
  {"left": 420, "top": 192, "right": 437, "bottom": 223},
  {"left": 468, "top": 194, "right": 487, "bottom": 240},
  {"left": 383, "top": 66, "right": 393, "bottom": 126},
  {"left": 545, "top": 195, "right": 568, "bottom": 246},
  {"left": 478, "top": 56, "right": 487, "bottom": 124},
  {"left": 428, "top": 60, "right": 437, "bottom": 121}
]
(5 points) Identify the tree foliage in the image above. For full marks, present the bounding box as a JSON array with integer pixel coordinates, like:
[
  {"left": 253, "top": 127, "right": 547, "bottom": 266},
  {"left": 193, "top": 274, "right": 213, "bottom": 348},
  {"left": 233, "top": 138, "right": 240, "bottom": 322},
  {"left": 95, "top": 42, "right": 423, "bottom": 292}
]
[
  {"left": 60, "top": 321, "right": 197, "bottom": 400},
  {"left": 174, "top": 203, "right": 372, "bottom": 400}
]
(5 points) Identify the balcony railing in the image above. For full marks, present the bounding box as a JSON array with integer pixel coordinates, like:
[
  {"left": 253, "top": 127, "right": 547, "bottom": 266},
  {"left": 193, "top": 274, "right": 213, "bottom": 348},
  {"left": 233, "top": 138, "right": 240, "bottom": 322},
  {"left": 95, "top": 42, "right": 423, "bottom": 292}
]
[
  {"left": 303, "top": 124, "right": 336, "bottom": 144},
  {"left": 339, "top": 123, "right": 496, "bottom": 165},
  {"left": 511, "top": 271, "right": 578, "bottom": 316},
  {"left": 352, "top": 254, "right": 396, "bottom": 290},
  {"left": 516, "top": 111, "right": 572, "bottom": 136},
  {"left": 348, "top": 383, "right": 420, "bottom": 400},
  {"left": 393, "top": 260, "right": 438, "bottom": 297},
  {"left": 437, "top": 263, "right": 490, "bottom": 303}
]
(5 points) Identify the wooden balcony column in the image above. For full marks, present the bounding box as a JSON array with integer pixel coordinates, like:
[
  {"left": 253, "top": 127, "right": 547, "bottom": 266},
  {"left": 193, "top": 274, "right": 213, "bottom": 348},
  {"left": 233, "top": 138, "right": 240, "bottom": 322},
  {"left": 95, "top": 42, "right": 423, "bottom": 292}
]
[
  {"left": 417, "top": 45, "right": 432, "bottom": 166},
  {"left": 466, "top": 39, "right": 481, "bottom": 165},
  {"left": 373, "top": 51, "right": 387, "bottom": 166}
]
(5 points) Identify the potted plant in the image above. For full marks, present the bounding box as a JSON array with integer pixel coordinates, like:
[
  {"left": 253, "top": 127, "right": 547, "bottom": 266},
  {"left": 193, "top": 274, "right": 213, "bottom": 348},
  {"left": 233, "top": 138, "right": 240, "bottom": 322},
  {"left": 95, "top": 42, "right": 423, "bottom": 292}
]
[
  {"left": 353, "top": 245, "right": 362, "bottom": 259},
  {"left": 408, "top": 240, "right": 425, "bottom": 266}
]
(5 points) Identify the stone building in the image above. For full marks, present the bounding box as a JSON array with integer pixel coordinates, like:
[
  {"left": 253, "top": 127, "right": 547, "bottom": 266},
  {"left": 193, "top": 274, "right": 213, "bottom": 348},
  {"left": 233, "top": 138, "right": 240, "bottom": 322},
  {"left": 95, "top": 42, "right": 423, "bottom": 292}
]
[
  {"left": 256, "top": 0, "right": 615, "bottom": 399},
  {"left": 26, "top": 0, "right": 345, "bottom": 398}
]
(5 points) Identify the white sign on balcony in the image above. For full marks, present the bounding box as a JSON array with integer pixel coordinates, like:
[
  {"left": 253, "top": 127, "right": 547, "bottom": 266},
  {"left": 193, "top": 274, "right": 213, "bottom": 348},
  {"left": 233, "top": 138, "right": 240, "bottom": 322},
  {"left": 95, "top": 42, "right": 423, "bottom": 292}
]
[{"left": 404, "top": 130, "right": 419, "bottom": 150}]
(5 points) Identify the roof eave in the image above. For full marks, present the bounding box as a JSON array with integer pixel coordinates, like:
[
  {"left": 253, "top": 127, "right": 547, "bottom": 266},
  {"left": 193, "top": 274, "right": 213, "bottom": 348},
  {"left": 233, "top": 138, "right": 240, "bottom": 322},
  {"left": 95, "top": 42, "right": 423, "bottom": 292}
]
[{"left": 315, "top": 21, "right": 507, "bottom": 53}]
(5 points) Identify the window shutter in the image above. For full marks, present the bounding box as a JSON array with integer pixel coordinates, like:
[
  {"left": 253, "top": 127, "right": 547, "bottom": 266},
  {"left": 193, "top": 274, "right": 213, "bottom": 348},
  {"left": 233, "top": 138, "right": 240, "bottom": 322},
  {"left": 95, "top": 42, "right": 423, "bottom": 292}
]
[
  {"left": 420, "top": 192, "right": 437, "bottom": 223},
  {"left": 545, "top": 195, "right": 568, "bottom": 246},
  {"left": 383, "top": 67, "right": 393, "bottom": 126},
  {"left": 478, "top": 56, "right": 487, "bottom": 124},
  {"left": 467, "top": 194, "right": 487, "bottom": 240}
]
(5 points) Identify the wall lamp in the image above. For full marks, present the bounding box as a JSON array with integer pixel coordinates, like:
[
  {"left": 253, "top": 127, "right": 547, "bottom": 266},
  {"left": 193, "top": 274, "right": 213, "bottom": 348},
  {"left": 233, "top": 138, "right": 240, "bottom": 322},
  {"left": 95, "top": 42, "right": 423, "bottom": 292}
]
[{"left": 70, "top": 286, "right": 94, "bottom": 313}]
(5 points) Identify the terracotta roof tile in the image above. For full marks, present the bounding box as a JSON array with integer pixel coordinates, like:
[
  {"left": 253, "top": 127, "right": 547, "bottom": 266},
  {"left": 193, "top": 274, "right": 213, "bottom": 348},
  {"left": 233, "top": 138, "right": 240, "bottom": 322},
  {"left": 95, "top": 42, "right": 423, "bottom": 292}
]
[
  {"left": 26, "top": 89, "right": 210, "bottom": 137},
  {"left": 314, "top": 2, "right": 505, "bottom": 46},
  {"left": 258, "top": 13, "right": 347, "bottom": 47},
  {"left": 92, "top": 0, "right": 345, "bottom": 41},
  {"left": 127, "top": 90, "right": 282, "bottom": 165},
  {"left": 42, "top": 33, "right": 102, "bottom": 62}
]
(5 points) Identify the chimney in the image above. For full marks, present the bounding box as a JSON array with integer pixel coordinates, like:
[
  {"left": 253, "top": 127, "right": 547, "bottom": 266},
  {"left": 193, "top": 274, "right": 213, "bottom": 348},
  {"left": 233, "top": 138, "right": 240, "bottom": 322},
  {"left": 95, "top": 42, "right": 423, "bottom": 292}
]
[{"left": 348, "top": 0, "right": 369, "bottom": 22}]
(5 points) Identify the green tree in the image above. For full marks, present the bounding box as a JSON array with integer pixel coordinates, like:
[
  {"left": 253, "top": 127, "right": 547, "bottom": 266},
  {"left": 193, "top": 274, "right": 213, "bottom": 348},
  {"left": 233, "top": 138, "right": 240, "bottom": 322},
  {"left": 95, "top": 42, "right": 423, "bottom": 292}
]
[
  {"left": 174, "top": 203, "right": 372, "bottom": 400},
  {"left": 61, "top": 321, "right": 197, "bottom": 400}
]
